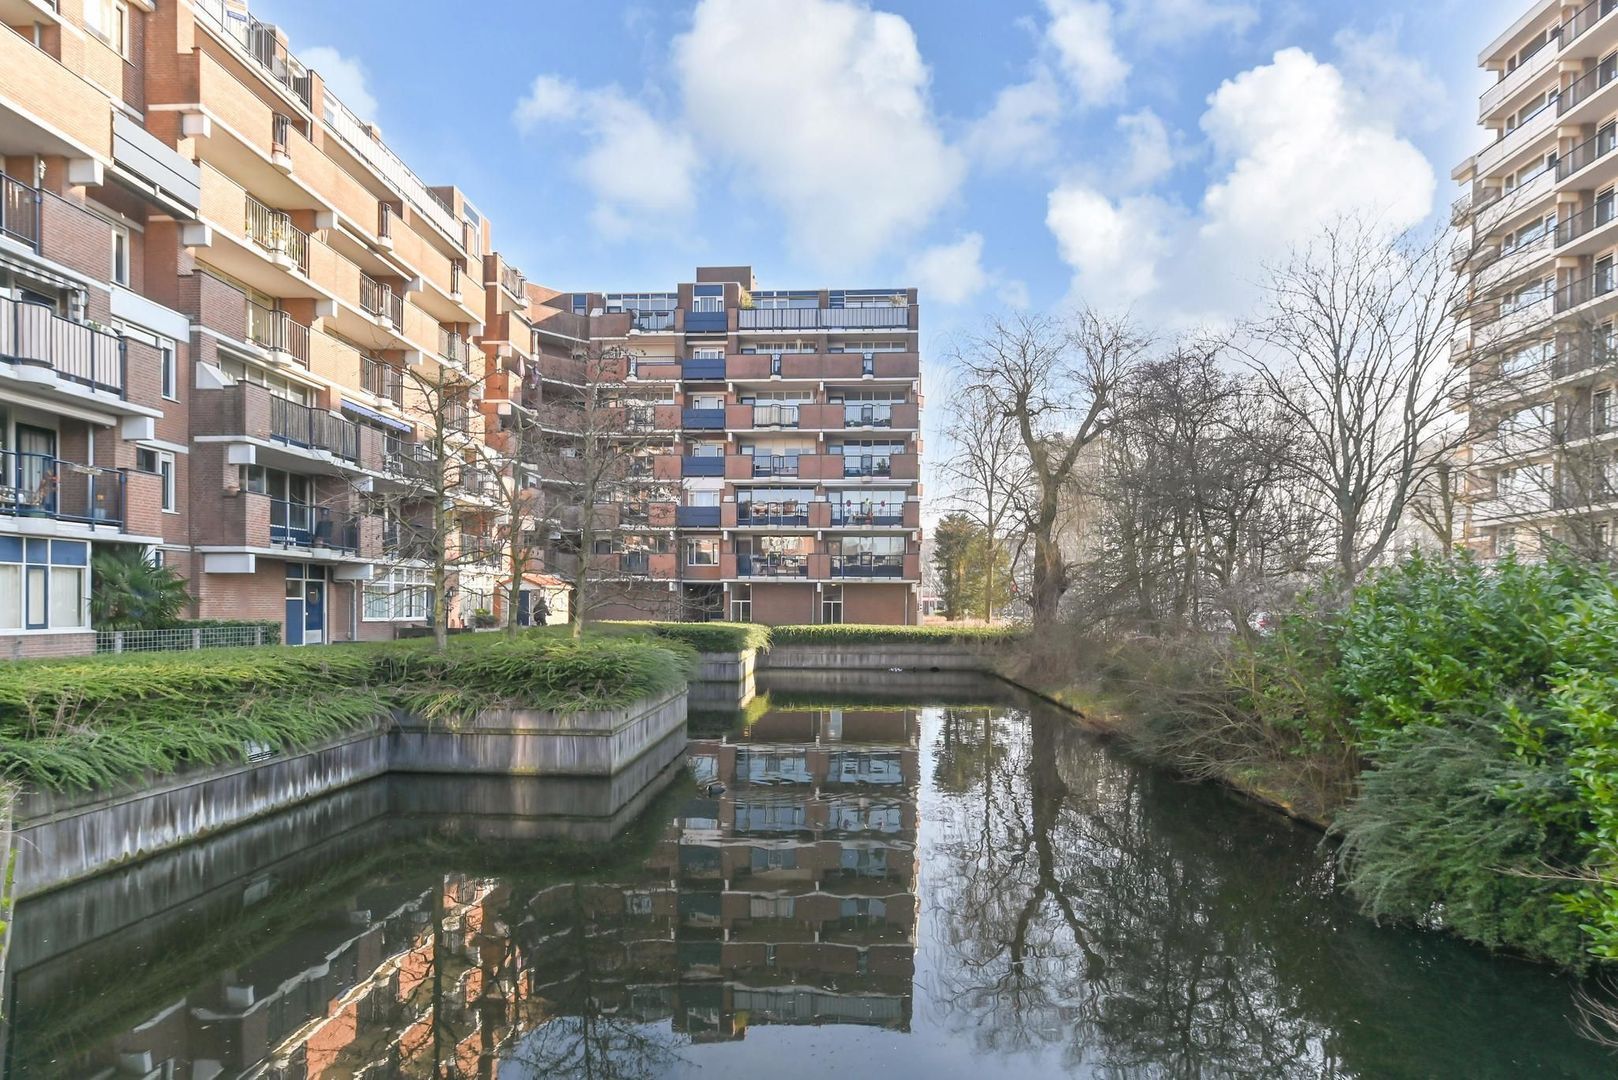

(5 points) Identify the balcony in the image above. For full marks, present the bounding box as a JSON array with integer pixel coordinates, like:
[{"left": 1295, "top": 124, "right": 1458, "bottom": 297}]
[
  {"left": 683, "top": 407, "right": 727, "bottom": 430},
  {"left": 830, "top": 505, "right": 905, "bottom": 527},
  {"left": 737, "top": 307, "right": 911, "bottom": 330},
  {"left": 737, "top": 554, "right": 810, "bottom": 578},
  {"left": 752, "top": 404, "right": 800, "bottom": 429},
  {"left": 1482, "top": 31, "right": 1559, "bottom": 120},
  {"left": 268, "top": 499, "right": 358, "bottom": 553},
  {"left": 244, "top": 300, "right": 310, "bottom": 366},
  {"left": 1556, "top": 271, "right": 1618, "bottom": 315},
  {"left": 270, "top": 396, "right": 359, "bottom": 461},
  {"left": 683, "top": 358, "right": 726, "bottom": 380},
  {"left": 830, "top": 554, "right": 906, "bottom": 579},
  {"left": 841, "top": 454, "right": 894, "bottom": 479},
  {"left": 682, "top": 456, "right": 726, "bottom": 478},
  {"left": 439, "top": 327, "right": 469, "bottom": 367},
  {"left": 1477, "top": 102, "right": 1557, "bottom": 179},
  {"left": 1, "top": 174, "right": 40, "bottom": 250},
  {"left": 1563, "top": 0, "right": 1618, "bottom": 53},
  {"left": 194, "top": 0, "right": 313, "bottom": 107},
  {"left": 360, "top": 274, "right": 404, "bottom": 329},
  {"left": 737, "top": 503, "right": 811, "bottom": 527},
  {"left": 684, "top": 309, "right": 728, "bottom": 333},
  {"left": 751, "top": 455, "right": 801, "bottom": 479},
  {"left": 678, "top": 505, "right": 723, "bottom": 528},
  {"left": 1, "top": 450, "right": 124, "bottom": 529},
  {"left": 631, "top": 311, "right": 675, "bottom": 332},
  {"left": 0, "top": 296, "right": 124, "bottom": 396},
  {"left": 1558, "top": 125, "right": 1618, "bottom": 183},
  {"left": 242, "top": 196, "right": 309, "bottom": 276},
  {"left": 843, "top": 404, "right": 894, "bottom": 429},
  {"left": 361, "top": 356, "right": 403, "bottom": 406}
]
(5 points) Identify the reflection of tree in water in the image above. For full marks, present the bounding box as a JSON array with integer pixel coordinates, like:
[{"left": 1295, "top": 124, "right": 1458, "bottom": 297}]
[{"left": 928, "top": 703, "right": 1344, "bottom": 1078}]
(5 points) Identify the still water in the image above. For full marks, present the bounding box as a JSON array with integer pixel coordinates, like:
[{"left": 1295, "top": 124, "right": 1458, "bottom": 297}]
[{"left": 4, "top": 673, "right": 1612, "bottom": 1078}]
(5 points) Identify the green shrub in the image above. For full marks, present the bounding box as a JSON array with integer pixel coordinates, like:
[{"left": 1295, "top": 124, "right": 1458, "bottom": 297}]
[
  {"left": 769, "top": 623, "right": 1016, "bottom": 646},
  {"left": 90, "top": 549, "right": 190, "bottom": 630},
  {"left": 601, "top": 620, "right": 772, "bottom": 654}
]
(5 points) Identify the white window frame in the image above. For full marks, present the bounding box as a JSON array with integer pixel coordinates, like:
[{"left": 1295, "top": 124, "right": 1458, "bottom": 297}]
[
  {"left": 160, "top": 341, "right": 177, "bottom": 401},
  {"left": 110, "top": 223, "right": 130, "bottom": 286}
]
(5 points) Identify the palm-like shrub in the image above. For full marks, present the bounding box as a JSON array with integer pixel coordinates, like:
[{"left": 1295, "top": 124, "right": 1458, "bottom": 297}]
[{"left": 90, "top": 549, "right": 192, "bottom": 629}]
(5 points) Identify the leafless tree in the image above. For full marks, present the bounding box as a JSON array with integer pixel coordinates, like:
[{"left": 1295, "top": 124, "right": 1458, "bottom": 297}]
[
  {"left": 1243, "top": 218, "right": 1471, "bottom": 588},
  {"left": 954, "top": 311, "right": 1144, "bottom": 624},
  {"left": 941, "top": 375, "right": 1028, "bottom": 623}
]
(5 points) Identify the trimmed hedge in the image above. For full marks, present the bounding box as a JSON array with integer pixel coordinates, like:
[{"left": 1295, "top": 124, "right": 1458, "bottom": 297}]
[
  {"left": 601, "top": 620, "right": 772, "bottom": 654},
  {"left": 768, "top": 623, "right": 1016, "bottom": 646},
  {"left": 0, "top": 633, "right": 693, "bottom": 792}
]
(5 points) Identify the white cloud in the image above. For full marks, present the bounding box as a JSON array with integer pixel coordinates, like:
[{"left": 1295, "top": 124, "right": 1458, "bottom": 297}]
[
  {"left": 1042, "top": 0, "right": 1129, "bottom": 105},
  {"left": 964, "top": 73, "right": 1062, "bottom": 169},
  {"left": 998, "top": 278, "right": 1032, "bottom": 309},
  {"left": 305, "top": 46, "right": 378, "bottom": 121},
  {"left": 513, "top": 75, "right": 699, "bottom": 240},
  {"left": 1047, "top": 48, "right": 1436, "bottom": 325},
  {"left": 673, "top": 0, "right": 965, "bottom": 265},
  {"left": 906, "top": 233, "right": 990, "bottom": 306},
  {"left": 1118, "top": 108, "right": 1175, "bottom": 187},
  {"left": 1118, "top": 0, "right": 1257, "bottom": 44}
]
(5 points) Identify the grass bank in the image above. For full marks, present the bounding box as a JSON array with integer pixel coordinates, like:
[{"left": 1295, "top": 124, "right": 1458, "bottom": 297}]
[{"left": 0, "top": 632, "right": 694, "bottom": 793}]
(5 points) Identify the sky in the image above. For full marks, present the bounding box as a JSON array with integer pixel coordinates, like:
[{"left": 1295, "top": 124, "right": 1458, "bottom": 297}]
[{"left": 253, "top": 0, "right": 1527, "bottom": 467}]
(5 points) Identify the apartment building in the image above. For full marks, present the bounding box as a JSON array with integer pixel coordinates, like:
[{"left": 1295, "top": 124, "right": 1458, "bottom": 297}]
[
  {"left": 1455, "top": 0, "right": 1618, "bottom": 558},
  {"left": 0, "top": 0, "right": 526, "bottom": 656},
  {"left": 526, "top": 268, "right": 924, "bottom": 626}
]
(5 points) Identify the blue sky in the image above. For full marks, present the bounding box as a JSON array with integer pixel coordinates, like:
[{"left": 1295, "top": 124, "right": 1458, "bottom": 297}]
[{"left": 254, "top": 0, "right": 1521, "bottom": 348}]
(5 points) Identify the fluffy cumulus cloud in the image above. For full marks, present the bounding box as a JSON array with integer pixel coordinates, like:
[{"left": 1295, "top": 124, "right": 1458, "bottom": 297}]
[
  {"left": 905, "top": 233, "right": 990, "bottom": 306},
  {"left": 964, "top": 73, "right": 1063, "bottom": 169},
  {"left": 513, "top": 75, "right": 699, "bottom": 240},
  {"left": 1333, "top": 27, "right": 1448, "bottom": 134},
  {"left": 1117, "top": 108, "right": 1175, "bottom": 187},
  {"left": 1042, "top": 0, "right": 1129, "bottom": 104},
  {"left": 673, "top": 0, "right": 964, "bottom": 265},
  {"left": 304, "top": 46, "right": 378, "bottom": 121},
  {"left": 1048, "top": 47, "right": 1436, "bottom": 324}
]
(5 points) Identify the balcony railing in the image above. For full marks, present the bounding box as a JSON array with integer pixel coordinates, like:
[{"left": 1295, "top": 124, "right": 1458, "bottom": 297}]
[
  {"left": 752, "top": 455, "right": 800, "bottom": 478},
  {"left": 1556, "top": 271, "right": 1618, "bottom": 314},
  {"left": 831, "top": 505, "right": 904, "bottom": 527},
  {"left": 738, "top": 503, "right": 810, "bottom": 527},
  {"left": 271, "top": 112, "right": 291, "bottom": 156},
  {"left": 683, "top": 407, "right": 727, "bottom": 430},
  {"left": 831, "top": 554, "right": 906, "bottom": 578},
  {"left": 1, "top": 450, "right": 124, "bottom": 528},
  {"left": 361, "top": 356, "right": 403, "bottom": 405},
  {"left": 1559, "top": 125, "right": 1618, "bottom": 182},
  {"left": 842, "top": 454, "right": 893, "bottom": 478},
  {"left": 500, "top": 261, "right": 525, "bottom": 299},
  {"left": 244, "top": 196, "right": 309, "bottom": 273},
  {"left": 737, "top": 554, "right": 809, "bottom": 578},
  {"left": 0, "top": 296, "right": 125, "bottom": 395},
  {"left": 269, "top": 499, "right": 358, "bottom": 552},
  {"left": 752, "top": 404, "right": 800, "bottom": 429},
  {"left": 683, "top": 456, "right": 726, "bottom": 477},
  {"left": 677, "top": 505, "right": 723, "bottom": 528},
  {"left": 738, "top": 306, "right": 909, "bottom": 330},
  {"left": 844, "top": 404, "right": 893, "bottom": 428},
  {"left": 244, "top": 300, "right": 310, "bottom": 365},
  {"left": 269, "top": 395, "right": 360, "bottom": 461},
  {"left": 444, "top": 398, "right": 471, "bottom": 432},
  {"left": 194, "top": 0, "right": 313, "bottom": 107},
  {"left": 1557, "top": 201, "right": 1617, "bottom": 247},
  {"left": 1, "top": 175, "right": 40, "bottom": 250},
  {"left": 683, "top": 358, "right": 726, "bottom": 380},
  {"left": 320, "top": 88, "right": 461, "bottom": 246},
  {"left": 439, "top": 327, "right": 468, "bottom": 366},
  {"left": 360, "top": 274, "right": 403, "bottom": 328},
  {"left": 631, "top": 311, "right": 675, "bottom": 332},
  {"left": 1563, "top": 0, "right": 1618, "bottom": 50},
  {"left": 384, "top": 437, "right": 434, "bottom": 477},
  {"left": 459, "top": 466, "right": 497, "bottom": 498}
]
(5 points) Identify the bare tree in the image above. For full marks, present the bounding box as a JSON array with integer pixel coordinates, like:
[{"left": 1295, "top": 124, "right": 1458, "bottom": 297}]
[
  {"left": 942, "top": 375, "right": 1028, "bottom": 623},
  {"left": 1243, "top": 218, "right": 1470, "bottom": 588},
  {"left": 954, "top": 311, "right": 1144, "bottom": 624}
]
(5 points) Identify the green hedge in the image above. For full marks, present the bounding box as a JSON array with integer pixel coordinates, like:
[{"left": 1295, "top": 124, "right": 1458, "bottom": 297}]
[
  {"left": 768, "top": 623, "right": 1016, "bottom": 646},
  {"left": 0, "top": 633, "right": 693, "bottom": 792},
  {"left": 601, "top": 620, "right": 771, "bottom": 654}
]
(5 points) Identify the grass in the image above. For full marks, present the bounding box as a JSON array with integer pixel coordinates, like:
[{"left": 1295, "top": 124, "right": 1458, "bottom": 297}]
[
  {"left": 0, "top": 632, "right": 694, "bottom": 793},
  {"left": 599, "top": 620, "right": 772, "bottom": 654}
]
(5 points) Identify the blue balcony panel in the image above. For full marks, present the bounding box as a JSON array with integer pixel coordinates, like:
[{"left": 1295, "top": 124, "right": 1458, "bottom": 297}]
[
  {"left": 684, "top": 310, "right": 729, "bottom": 333},
  {"left": 677, "top": 505, "right": 723, "bottom": 528},
  {"left": 682, "top": 359, "right": 727, "bottom": 380},
  {"left": 682, "top": 456, "right": 726, "bottom": 477},
  {"left": 682, "top": 408, "right": 727, "bottom": 430}
]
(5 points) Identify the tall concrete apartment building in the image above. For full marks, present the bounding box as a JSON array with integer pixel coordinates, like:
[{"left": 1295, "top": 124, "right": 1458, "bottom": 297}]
[
  {"left": 525, "top": 273, "right": 924, "bottom": 627},
  {"left": 0, "top": 1, "right": 922, "bottom": 657},
  {"left": 1455, "top": 0, "right": 1618, "bottom": 557}
]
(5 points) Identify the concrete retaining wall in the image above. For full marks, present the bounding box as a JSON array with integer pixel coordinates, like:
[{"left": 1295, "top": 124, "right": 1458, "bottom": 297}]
[
  {"left": 760, "top": 642, "right": 992, "bottom": 673},
  {"left": 689, "top": 649, "right": 757, "bottom": 709}
]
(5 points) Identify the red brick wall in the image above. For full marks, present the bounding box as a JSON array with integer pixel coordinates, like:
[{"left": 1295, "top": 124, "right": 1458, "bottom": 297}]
[
  {"left": 0, "top": 633, "right": 97, "bottom": 660},
  {"left": 750, "top": 583, "right": 817, "bottom": 626}
]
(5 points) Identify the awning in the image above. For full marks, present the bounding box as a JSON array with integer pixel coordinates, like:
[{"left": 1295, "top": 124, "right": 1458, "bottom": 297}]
[{"left": 341, "top": 399, "right": 412, "bottom": 432}]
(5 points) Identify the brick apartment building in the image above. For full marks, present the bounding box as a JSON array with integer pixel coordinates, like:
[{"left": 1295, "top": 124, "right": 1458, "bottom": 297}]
[{"left": 0, "top": 0, "right": 922, "bottom": 657}]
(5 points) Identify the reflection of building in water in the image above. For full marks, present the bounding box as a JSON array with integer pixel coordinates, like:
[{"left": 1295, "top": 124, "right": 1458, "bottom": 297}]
[
  {"left": 661, "top": 704, "right": 921, "bottom": 1041},
  {"left": 14, "top": 704, "right": 920, "bottom": 1074}
]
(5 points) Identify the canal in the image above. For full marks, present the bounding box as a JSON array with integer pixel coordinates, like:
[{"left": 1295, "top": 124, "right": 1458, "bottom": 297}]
[{"left": 3, "top": 673, "right": 1612, "bottom": 1077}]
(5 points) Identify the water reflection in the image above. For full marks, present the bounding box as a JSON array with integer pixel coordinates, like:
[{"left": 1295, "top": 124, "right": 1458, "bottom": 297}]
[{"left": 4, "top": 680, "right": 1612, "bottom": 1078}]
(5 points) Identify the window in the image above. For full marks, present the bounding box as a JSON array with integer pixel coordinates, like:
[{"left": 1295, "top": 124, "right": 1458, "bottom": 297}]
[
  {"left": 85, "top": 0, "right": 128, "bottom": 56},
  {"left": 139, "top": 448, "right": 176, "bottom": 511},
  {"left": 686, "top": 538, "right": 719, "bottom": 567},
  {"left": 110, "top": 225, "right": 130, "bottom": 286},
  {"left": 730, "top": 584, "right": 751, "bottom": 622},
  {"left": 1597, "top": 389, "right": 1615, "bottom": 434},
  {"left": 160, "top": 344, "right": 177, "bottom": 401},
  {"left": 686, "top": 490, "right": 722, "bottom": 507},
  {"left": 364, "top": 567, "right": 433, "bottom": 621},
  {"left": 1, "top": 538, "right": 89, "bottom": 630},
  {"left": 219, "top": 358, "right": 311, "bottom": 404},
  {"left": 822, "top": 583, "right": 843, "bottom": 624},
  {"left": 691, "top": 347, "right": 723, "bottom": 360}
]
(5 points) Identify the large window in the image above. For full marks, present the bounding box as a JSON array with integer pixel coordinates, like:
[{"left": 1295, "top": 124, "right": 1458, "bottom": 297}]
[
  {"left": 0, "top": 538, "right": 88, "bottom": 630},
  {"left": 363, "top": 567, "right": 432, "bottom": 621}
]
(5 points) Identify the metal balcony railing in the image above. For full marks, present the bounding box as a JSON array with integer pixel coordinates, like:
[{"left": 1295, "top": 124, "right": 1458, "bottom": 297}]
[
  {"left": 752, "top": 455, "right": 800, "bottom": 478},
  {"left": 244, "top": 196, "right": 309, "bottom": 273},
  {"left": 438, "top": 327, "right": 468, "bottom": 366},
  {"left": 831, "top": 505, "right": 904, "bottom": 527},
  {"left": 1, "top": 450, "right": 124, "bottom": 527},
  {"left": 269, "top": 395, "right": 359, "bottom": 461},
  {"left": 361, "top": 356, "right": 403, "bottom": 405},
  {"left": 0, "top": 296, "right": 125, "bottom": 395},
  {"left": 1557, "top": 201, "right": 1617, "bottom": 247},
  {"left": 843, "top": 404, "right": 893, "bottom": 428},
  {"left": 360, "top": 274, "right": 403, "bottom": 328},
  {"left": 631, "top": 311, "right": 675, "bottom": 332},
  {"left": 244, "top": 300, "right": 310, "bottom": 365},
  {"left": 320, "top": 88, "right": 461, "bottom": 246},
  {"left": 737, "top": 306, "right": 909, "bottom": 330},
  {"left": 831, "top": 554, "right": 906, "bottom": 578},
  {"left": 842, "top": 454, "right": 893, "bottom": 478},
  {"left": 1, "top": 175, "right": 40, "bottom": 250},
  {"left": 500, "top": 261, "right": 525, "bottom": 298},
  {"left": 271, "top": 112, "right": 291, "bottom": 156},
  {"left": 1556, "top": 271, "right": 1618, "bottom": 314},
  {"left": 384, "top": 437, "right": 434, "bottom": 477},
  {"left": 738, "top": 502, "right": 810, "bottom": 526},
  {"left": 737, "top": 554, "right": 809, "bottom": 578},
  {"left": 1559, "top": 124, "right": 1618, "bottom": 182},
  {"left": 194, "top": 0, "right": 312, "bottom": 107},
  {"left": 1563, "top": 0, "right": 1618, "bottom": 50},
  {"left": 459, "top": 466, "right": 497, "bottom": 497},
  {"left": 752, "top": 404, "right": 800, "bottom": 429},
  {"left": 269, "top": 499, "right": 358, "bottom": 552}
]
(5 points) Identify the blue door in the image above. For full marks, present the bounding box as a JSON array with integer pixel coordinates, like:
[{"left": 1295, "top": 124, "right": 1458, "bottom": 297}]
[
  {"left": 303, "top": 580, "right": 325, "bottom": 644},
  {"left": 284, "top": 595, "right": 304, "bottom": 645}
]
